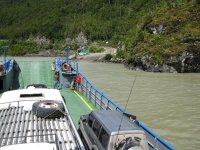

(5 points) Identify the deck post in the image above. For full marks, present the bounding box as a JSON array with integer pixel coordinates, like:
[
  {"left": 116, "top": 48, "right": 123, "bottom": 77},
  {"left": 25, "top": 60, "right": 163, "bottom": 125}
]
[
  {"left": 86, "top": 81, "right": 88, "bottom": 97},
  {"left": 89, "top": 86, "right": 92, "bottom": 101},
  {"left": 94, "top": 90, "right": 97, "bottom": 106},
  {"left": 76, "top": 62, "right": 79, "bottom": 74},
  {"left": 65, "top": 48, "right": 69, "bottom": 64},
  {"left": 100, "top": 93, "right": 103, "bottom": 109},
  {"left": 106, "top": 101, "right": 109, "bottom": 110}
]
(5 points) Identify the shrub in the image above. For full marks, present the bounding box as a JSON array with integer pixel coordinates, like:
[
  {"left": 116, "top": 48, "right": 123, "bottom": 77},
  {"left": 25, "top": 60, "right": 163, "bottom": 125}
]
[
  {"left": 104, "top": 54, "right": 112, "bottom": 61},
  {"left": 89, "top": 46, "right": 104, "bottom": 53},
  {"left": 7, "top": 41, "right": 38, "bottom": 56},
  {"left": 116, "top": 50, "right": 125, "bottom": 59}
]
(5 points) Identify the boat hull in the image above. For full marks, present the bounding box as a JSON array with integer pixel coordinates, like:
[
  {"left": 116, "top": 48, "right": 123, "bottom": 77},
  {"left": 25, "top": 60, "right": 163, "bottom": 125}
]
[
  {"left": 0, "top": 60, "right": 21, "bottom": 93},
  {"left": 0, "top": 68, "right": 13, "bottom": 92}
]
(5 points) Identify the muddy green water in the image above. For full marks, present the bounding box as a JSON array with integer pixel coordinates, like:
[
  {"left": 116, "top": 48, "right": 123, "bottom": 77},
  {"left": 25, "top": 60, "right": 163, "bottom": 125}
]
[{"left": 79, "top": 60, "right": 200, "bottom": 150}]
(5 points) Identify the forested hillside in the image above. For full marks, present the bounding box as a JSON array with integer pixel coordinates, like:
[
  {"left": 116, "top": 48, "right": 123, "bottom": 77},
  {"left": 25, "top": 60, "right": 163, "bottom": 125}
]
[
  {"left": 0, "top": 0, "right": 154, "bottom": 41},
  {"left": 0, "top": 0, "right": 200, "bottom": 72}
]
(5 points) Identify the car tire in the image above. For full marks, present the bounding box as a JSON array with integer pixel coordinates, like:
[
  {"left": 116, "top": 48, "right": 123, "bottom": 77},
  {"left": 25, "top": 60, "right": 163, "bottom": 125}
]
[
  {"left": 26, "top": 84, "right": 47, "bottom": 89},
  {"left": 32, "top": 100, "right": 65, "bottom": 119}
]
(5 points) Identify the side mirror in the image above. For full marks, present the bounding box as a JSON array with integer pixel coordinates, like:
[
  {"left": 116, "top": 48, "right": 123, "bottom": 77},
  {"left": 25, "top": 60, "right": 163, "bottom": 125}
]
[{"left": 82, "top": 118, "right": 87, "bottom": 122}]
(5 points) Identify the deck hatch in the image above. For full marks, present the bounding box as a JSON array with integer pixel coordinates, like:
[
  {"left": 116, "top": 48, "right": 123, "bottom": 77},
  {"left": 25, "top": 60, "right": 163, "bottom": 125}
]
[
  {"left": 0, "top": 106, "right": 77, "bottom": 150},
  {"left": 20, "top": 93, "right": 43, "bottom": 98}
]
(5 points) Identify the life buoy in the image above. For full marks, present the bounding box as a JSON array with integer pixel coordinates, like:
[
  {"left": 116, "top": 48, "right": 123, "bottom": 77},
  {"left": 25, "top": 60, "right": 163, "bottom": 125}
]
[{"left": 62, "top": 63, "right": 70, "bottom": 72}]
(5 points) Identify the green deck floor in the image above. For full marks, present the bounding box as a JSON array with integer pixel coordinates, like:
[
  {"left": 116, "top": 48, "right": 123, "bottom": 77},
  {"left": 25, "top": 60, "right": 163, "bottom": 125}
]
[
  {"left": 18, "top": 61, "right": 54, "bottom": 88},
  {"left": 60, "top": 90, "right": 97, "bottom": 127},
  {"left": 17, "top": 60, "right": 96, "bottom": 127}
]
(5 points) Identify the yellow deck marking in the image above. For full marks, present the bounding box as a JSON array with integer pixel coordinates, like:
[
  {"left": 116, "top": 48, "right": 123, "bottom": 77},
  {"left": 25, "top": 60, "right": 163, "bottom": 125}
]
[{"left": 74, "top": 91, "right": 93, "bottom": 111}]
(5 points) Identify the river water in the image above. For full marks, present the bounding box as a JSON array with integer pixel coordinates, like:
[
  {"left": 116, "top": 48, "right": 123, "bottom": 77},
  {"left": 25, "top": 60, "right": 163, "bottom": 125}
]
[{"left": 79, "top": 60, "right": 200, "bottom": 150}]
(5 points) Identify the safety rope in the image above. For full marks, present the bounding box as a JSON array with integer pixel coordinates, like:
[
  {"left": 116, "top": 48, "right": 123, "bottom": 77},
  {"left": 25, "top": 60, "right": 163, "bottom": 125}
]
[{"left": 44, "top": 106, "right": 67, "bottom": 119}]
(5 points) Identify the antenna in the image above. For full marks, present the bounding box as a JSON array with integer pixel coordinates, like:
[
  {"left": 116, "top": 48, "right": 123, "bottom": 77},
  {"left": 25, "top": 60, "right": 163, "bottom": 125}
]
[
  {"left": 65, "top": 48, "right": 69, "bottom": 64},
  {"left": 113, "top": 76, "right": 137, "bottom": 149}
]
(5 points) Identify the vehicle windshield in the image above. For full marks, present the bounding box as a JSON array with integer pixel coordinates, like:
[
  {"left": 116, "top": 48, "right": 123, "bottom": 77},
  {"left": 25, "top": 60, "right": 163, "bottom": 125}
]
[{"left": 112, "top": 133, "right": 148, "bottom": 150}]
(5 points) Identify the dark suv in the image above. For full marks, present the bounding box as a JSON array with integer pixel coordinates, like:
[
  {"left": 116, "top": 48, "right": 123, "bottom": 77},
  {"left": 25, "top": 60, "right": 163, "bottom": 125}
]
[{"left": 78, "top": 110, "right": 149, "bottom": 150}]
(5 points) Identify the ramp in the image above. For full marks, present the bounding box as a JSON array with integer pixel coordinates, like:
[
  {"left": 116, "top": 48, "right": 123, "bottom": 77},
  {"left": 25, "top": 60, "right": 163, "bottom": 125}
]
[{"left": 17, "top": 61, "right": 54, "bottom": 88}]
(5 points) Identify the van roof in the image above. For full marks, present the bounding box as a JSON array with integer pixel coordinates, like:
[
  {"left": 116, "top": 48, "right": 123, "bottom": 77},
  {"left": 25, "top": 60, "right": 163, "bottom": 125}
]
[
  {"left": 0, "top": 88, "right": 63, "bottom": 111},
  {"left": 91, "top": 110, "right": 143, "bottom": 135}
]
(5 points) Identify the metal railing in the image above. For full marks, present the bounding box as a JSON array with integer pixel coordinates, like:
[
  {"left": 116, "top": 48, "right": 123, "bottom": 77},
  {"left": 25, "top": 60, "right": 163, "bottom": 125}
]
[
  {"left": 69, "top": 61, "right": 175, "bottom": 150},
  {"left": 77, "top": 72, "right": 124, "bottom": 112}
]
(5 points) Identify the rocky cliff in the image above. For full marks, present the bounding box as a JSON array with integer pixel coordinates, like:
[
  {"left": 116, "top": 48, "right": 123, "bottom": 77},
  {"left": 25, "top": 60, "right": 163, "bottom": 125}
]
[{"left": 124, "top": 2, "right": 200, "bottom": 73}]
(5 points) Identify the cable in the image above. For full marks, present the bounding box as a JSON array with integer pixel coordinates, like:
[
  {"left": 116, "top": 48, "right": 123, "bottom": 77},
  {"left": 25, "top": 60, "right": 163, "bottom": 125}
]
[
  {"left": 113, "top": 76, "right": 137, "bottom": 149},
  {"left": 43, "top": 106, "right": 67, "bottom": 119}
]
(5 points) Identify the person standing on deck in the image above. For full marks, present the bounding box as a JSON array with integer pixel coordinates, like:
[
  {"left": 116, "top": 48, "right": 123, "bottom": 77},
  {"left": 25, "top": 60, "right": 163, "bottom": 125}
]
[{"left": 54, "top": 71, "right": 59, "bottom": 89}]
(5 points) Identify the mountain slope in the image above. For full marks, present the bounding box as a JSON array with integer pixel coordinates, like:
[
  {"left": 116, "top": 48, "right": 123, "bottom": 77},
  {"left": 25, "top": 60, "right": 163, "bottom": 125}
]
[{"left": 0, "top": 0, "right": 200, "bottom": 72}]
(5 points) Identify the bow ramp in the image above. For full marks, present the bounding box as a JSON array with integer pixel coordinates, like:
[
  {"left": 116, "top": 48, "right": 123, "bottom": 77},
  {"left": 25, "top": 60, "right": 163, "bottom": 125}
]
[{"left": 17, "top": 61, "right": 54, "bottom": 88}]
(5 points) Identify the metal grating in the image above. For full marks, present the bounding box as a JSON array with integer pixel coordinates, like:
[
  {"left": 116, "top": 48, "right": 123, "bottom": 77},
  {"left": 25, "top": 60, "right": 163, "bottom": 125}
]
[{"left": 0, "top": 106, "right": 76, "bottom": 150}]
